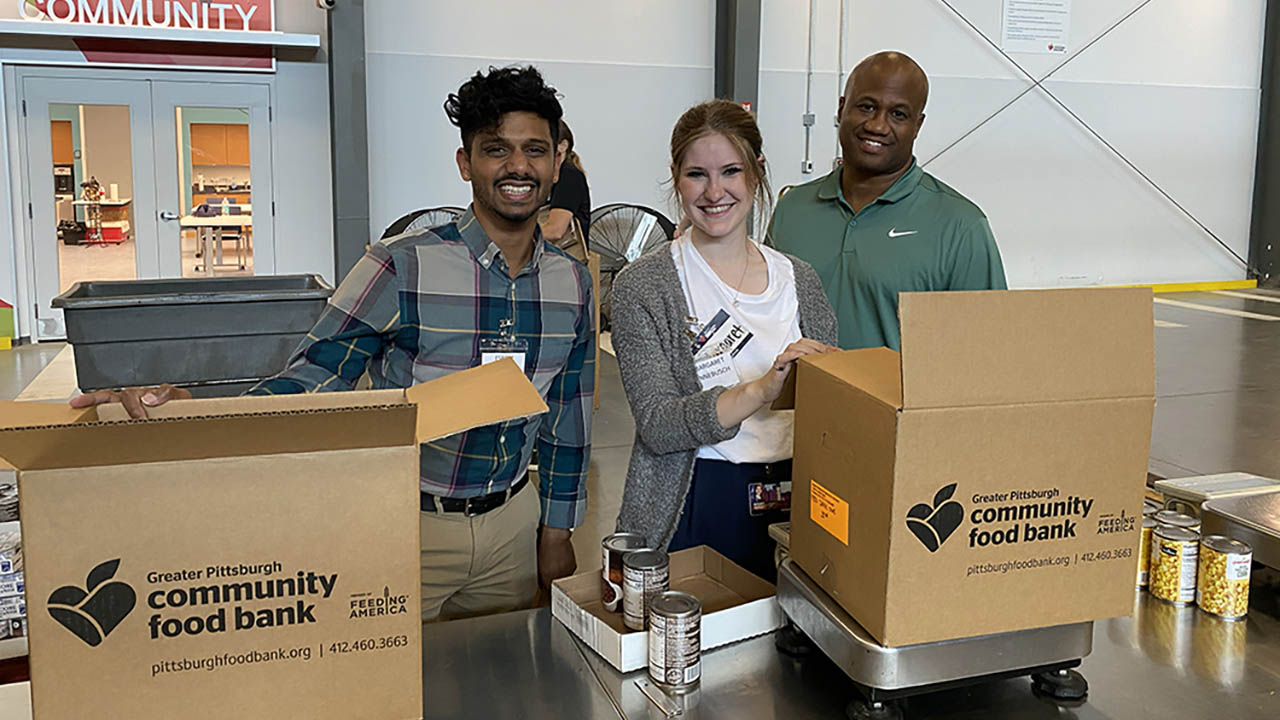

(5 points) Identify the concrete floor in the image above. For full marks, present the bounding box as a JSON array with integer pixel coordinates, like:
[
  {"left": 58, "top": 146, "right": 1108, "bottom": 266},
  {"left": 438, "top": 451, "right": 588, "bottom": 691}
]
[{"left": 4, "top": 286, "right": 1280, "bottom": 574}]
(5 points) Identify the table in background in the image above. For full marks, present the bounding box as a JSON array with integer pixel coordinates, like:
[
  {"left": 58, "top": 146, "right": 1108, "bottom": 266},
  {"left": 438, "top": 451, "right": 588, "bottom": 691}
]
[{"left": 179, "top": 211, "right": 253, "bottom": 276}]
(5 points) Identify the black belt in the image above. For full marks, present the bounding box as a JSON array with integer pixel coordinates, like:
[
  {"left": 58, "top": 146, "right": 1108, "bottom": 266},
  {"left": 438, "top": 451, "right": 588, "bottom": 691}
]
[{"left": 420, "top": 475, "right": 529, "bottom": 517}]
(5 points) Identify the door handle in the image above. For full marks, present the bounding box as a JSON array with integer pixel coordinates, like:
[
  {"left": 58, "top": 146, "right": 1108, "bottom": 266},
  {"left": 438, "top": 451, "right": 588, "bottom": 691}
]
[{"left": 159, "top": 210, "right": 179, "bottom": 221}]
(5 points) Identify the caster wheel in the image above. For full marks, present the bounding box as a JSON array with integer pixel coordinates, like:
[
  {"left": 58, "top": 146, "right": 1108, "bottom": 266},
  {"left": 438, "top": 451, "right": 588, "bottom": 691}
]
[
  {"left": 1031, "top": 668, "right": 1088, "bottom": 701},
  {"left": 846, "top": 699, "right": 903, "bottom": 720},
  {"left": 774, "top": 621, "right": 816, "bottom": 658}
]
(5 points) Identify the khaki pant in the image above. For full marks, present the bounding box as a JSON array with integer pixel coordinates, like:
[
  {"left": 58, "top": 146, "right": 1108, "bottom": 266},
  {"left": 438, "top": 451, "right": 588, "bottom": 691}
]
[{"left": 419, "top": 481, "right": 539, "bottom": 622}]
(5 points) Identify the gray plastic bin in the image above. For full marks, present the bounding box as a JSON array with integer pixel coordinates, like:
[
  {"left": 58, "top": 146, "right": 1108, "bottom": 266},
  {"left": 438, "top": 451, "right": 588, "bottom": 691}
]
[{"left": 52, "top": 275, "right": 334, "bottom": 396}]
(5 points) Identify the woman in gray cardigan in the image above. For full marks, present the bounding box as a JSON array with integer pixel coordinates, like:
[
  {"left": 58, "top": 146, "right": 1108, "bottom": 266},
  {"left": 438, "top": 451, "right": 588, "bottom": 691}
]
[{"left": 613, "top": 101, "right": 838, "bottom": 582}]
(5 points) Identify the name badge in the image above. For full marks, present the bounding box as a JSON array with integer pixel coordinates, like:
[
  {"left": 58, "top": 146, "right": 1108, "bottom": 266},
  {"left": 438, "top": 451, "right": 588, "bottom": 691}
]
[
  {"left": 480, "top": 336, "right": 529, "bottom": 373},
  {"left": 748, "top": 481, "right": 792, "bottom": 516},
  {"left": 695, "top": 351, "right": 740, "bottom": 389}
]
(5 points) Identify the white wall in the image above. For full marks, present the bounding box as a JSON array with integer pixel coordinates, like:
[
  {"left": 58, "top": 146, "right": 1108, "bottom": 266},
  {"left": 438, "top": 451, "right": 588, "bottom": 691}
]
[
  {"left": 81, "top": 105, "right": 134, "bottom": 201},
  {"left": 364, "top": 0, "right": 716, "bottom": 239},
  {"left": 272, "top": 0, "right": 334, "bottom": 283},
  {"left": 759, "top": 0, "right": 1264, "bottom": 287}
]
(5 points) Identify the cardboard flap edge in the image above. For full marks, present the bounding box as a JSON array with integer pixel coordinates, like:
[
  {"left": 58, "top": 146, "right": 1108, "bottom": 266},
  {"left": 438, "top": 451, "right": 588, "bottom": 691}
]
[{"left": 407, "top": 359, "right": 549, "bottom": 444}]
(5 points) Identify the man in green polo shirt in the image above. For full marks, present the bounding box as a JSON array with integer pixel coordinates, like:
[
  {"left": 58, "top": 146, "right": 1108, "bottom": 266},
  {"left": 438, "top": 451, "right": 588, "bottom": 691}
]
[{"left": 769, "top": 51, "right": 1006, "bottom": 350}]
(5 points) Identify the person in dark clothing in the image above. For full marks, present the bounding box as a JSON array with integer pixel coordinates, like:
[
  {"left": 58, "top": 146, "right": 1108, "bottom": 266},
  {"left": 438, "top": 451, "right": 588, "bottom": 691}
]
[{"left": 542, "top": 120, "right": 591, "bottom": 247}]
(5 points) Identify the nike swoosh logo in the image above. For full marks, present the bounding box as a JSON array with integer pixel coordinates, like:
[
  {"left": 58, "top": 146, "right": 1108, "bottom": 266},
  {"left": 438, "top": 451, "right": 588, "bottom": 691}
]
[{"left": 887, "top": 228, "right": 918, "bottom": 238}]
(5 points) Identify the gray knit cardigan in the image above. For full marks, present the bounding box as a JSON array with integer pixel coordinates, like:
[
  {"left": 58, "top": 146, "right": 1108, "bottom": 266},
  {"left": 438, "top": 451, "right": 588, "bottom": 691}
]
[{"left": 612, "top": 242, "right": 839, "bottom": 549}]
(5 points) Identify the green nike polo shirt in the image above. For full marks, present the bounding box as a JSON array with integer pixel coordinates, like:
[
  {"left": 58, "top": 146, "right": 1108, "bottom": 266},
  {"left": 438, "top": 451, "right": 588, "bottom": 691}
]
[{"left": 768, "top": 160, "right": 1007, "bottom": 351}]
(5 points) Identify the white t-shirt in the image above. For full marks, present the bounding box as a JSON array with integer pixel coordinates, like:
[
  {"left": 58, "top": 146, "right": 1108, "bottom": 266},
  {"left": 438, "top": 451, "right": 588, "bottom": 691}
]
[{"left": 672, "top": 236, "right": 803, "bottom": 464}]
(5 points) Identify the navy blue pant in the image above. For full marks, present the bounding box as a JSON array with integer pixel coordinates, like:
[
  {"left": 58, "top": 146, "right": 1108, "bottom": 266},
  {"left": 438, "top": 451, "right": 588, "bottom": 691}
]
[{"left": 668, "top": 458, "right": 791, "bottom": 583}]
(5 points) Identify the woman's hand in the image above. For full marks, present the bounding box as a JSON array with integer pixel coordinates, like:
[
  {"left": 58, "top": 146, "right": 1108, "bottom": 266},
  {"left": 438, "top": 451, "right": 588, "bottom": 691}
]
[
  {"left": 750, "top": 339, "right": 838, "bottom": 404},
  {"left": 715, "top": 339, "right": 838, "bottom": 428}
]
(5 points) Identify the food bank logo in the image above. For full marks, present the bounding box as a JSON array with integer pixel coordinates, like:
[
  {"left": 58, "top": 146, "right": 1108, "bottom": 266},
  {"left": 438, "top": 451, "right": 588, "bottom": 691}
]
[
  {"left": 905, "top": 484, "right": 964, "bottom": 553},
  {"left": 48, "top": 559, "right": 136, "bottom": 647}
]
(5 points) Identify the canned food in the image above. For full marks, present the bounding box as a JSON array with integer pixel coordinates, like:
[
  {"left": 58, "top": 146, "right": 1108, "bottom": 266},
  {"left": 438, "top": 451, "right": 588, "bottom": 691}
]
[
  {"left": 623, "top": 549, "right": 670, "bottom": 631},
  {"left": 601, "top": 533, "right": 648, "bottom": 613},
  {"left": 1137, "top": 517, "right": 1156, "bottom": 588},
  {"left": 1154, "top": 510, "right": 1201, "bottom": 532},
  {"left": 648, "top": 591, "right": 701, "bottom": 693},
  {"left": 1143, "top": 499, "right": 1161, "bottom": 516},
  {"left": 1196, "top": 536, "right": 1251, "bottom": 620},
  {"left": 1151, "top": 526, "right": 1199, "bottom": 605}
]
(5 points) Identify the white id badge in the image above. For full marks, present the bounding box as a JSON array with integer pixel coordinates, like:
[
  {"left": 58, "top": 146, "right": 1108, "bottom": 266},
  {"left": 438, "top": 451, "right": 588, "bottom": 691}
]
[
  {"left": 695, "top": 351, "right": 740, "bottom": 389},
  {"left": 480, "top": 337, "right": 528, "bottom": 372}
]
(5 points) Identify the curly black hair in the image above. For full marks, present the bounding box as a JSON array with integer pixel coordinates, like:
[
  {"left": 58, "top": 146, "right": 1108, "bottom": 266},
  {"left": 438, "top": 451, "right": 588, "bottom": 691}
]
[{"left": 444, "top": 66, "right": 563, "bottom": 152}]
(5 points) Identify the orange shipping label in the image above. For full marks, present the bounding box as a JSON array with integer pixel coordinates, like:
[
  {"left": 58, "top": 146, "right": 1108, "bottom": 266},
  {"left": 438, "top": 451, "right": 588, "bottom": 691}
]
[{"left": 810, "top": 479, "right": 849, "bottom": 545}]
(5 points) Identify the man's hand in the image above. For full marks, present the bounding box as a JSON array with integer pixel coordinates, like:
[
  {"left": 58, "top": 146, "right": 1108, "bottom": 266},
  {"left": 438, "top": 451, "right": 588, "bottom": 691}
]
[
  {"left": 69, "top": 384, "right": 192, "bottom": 419},
  {"left": 537, "top": 526, "right": 576, "bottom": 590}
]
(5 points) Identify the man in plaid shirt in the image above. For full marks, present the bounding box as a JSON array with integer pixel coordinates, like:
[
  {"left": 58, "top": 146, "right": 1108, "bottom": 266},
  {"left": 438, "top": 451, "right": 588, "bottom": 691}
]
[{"left": 73, "top": 66, "right": 594, "bottom": 621}]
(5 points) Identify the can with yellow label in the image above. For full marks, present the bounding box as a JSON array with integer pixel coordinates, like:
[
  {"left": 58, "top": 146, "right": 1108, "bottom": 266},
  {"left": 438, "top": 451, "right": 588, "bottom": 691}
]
[
  {"left": 1137, "top": 517, "right": 1156, "bottom": 588},
  {"left": 1151, "top": 526, "right": 1199, "bottom": 606},
  {"left": 1196, "top": 536, "right": 1251, "bottom": 620}
]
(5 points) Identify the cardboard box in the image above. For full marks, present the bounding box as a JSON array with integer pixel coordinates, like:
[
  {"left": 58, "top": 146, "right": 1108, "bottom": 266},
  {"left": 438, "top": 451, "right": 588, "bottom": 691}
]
[
  {"left": 786, "top": 288, "right": 1155, "bottom": 647},
  {"left": 551, "top": 546, "right": 783, "bottom": 672},
  {"left": 0, "top": 359, "right": 546, "bottom": 720}
]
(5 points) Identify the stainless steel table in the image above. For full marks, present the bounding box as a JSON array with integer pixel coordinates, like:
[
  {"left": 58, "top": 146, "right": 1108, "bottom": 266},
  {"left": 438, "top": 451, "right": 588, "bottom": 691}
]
[
  {"left": 421, "top": 587, "right": 1280, "bottom": 719},
  {"left": 1202, "top": 493, "right": 1280, "bottom": 570}
]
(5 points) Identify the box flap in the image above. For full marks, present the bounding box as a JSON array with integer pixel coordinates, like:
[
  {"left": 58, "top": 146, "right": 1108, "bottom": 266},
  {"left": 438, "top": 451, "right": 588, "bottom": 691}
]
[
  {"left": 771, "top": 348, "right": 902, "bottom": 411},
  {"left": 0, "top": 401, "right": 97, "bottom": 429},
  {"left": 898, "top": 288, "right": 1154, "bottom": 408},
  {"left": 95, "top": 389, "right": 408, "bottom": 422},
  {"left": 803, "top": 348, "right": 904, "bottom": 409},
  {"left": 404, "top": 358, "right": 548, "bottom": 443},
  {"left": 0, "top": 405, "right": 416, "bottom": 471}
]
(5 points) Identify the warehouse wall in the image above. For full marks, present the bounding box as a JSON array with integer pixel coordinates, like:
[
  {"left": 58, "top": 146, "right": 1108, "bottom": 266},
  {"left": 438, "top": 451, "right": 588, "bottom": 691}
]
[
  {"left": 0, "top": 3, "right": 332, "bottom": 340},
  {"left": 364, "top": 0, "right": 716, "bottom": 239},
  {"left": 758, "top": 0, "right": 1265, "bottom": 287}
]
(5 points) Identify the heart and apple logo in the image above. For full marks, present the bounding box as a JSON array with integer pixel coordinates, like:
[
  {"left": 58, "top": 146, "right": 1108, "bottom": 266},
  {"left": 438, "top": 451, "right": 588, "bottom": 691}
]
[
  {"left": 47, "top": 559, "right": 136, "bottom": 647},
  {"left": 905, "top": 484, "right": 964, "bottom": 553}
]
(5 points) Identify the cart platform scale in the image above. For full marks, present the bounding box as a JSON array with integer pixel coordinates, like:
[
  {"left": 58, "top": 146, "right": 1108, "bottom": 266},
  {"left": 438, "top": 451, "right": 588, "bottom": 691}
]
[{"left": 771, "top": 523, "right": 1093, "bottom": 719}]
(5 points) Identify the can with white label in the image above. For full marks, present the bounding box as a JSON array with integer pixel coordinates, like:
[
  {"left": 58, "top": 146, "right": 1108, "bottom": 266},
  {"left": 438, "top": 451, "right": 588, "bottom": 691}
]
[
  {"left": 1196, "top": 536, "right": 1251, "bottom": 620},
  {"left": 623, "top": 549, "right": 670, "bottom": 631},
  {"left": 648, "top": 591, "right": 701, "bottom": 693},
  {"left": 1137, "top": 517, "right": 1156, "bottom": 588},
  {"left": 1151, "top": 526, "right": 1199, "bottom": 606},
  {"left": 601, "top": 533, "right": 648, "bottom": 613}
]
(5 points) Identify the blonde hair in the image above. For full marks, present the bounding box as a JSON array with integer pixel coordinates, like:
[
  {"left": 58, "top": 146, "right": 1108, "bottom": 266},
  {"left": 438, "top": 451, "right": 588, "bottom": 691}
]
[{"left": 669, "top": 100, "right": 772, "bottom": 229}]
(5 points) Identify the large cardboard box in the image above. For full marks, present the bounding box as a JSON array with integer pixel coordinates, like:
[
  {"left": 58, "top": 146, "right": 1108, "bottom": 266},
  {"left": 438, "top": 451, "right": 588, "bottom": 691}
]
[
  {"left": 787, "top": 288, "right": 1155, "bottom": 647},
  {"left": 551, "top": 546, "right": 783, "bottom": 671},
  {"left": 0, "top": 360, "right": 546, "bottom": 720}
]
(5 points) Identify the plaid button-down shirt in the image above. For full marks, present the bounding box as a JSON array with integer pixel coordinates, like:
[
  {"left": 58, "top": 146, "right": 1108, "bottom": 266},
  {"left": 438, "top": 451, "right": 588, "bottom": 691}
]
[{"left": 248, "top": 207, "right": 595, "bottom": 529}]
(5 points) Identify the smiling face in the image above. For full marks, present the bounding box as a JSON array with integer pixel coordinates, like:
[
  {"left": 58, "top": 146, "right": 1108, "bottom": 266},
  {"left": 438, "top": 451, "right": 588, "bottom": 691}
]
[
  {"left": 675, "top": 132, "right": 757, "bottom": 241},
  {"left": 838, "top": 56, "right": 928, "bottom": 179},
  {"left": 456, "top": 110, "right": 561, "bottom": 227}
]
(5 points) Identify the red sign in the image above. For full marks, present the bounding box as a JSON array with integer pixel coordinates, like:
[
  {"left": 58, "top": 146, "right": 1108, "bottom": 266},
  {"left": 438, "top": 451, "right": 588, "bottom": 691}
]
[{"left": 19, "top": 0, "right": 274, "bottom": 32}]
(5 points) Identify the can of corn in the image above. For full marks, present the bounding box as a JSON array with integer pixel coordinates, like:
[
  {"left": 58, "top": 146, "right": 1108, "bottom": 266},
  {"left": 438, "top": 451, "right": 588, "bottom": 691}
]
[
  {"left": 1151, "top": 526, "right": 1199, "bottom": 605},
  {"left": 1137, "top": 517, "right": 1156, "bottom": 588},
  {"left": 1154, "top": 510, "right": 1201, "bottom": 532},
  {"left": 1148, "top": 515, "right": 1194, "bottom": 583},
  {"left": 1196, "top": 536, "right": 1251, "bottom": 620}
]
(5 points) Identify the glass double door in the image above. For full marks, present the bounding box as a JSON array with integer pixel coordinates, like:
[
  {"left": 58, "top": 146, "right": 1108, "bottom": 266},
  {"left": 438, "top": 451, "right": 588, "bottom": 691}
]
[{"left": 19, "top": 68, "right": 273, "bottom": 340}]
